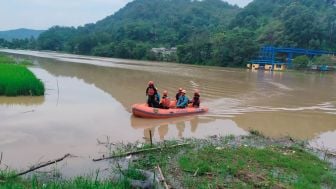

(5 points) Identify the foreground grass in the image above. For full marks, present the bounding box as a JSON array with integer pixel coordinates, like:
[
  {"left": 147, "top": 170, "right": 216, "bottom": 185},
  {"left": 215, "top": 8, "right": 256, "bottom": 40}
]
[
  {"left": 129, "top": 135, "right": 336, "bottom": 189},
  {"left": 0, "top": 170, "right": 130, "bottom": 189},
  {"left": 0, "top": 55, "right": 44, "bottom": 96},
  {"left": 179, "top": 146, "right": 335, "bottom": 188},
  {"left": 1, "top": 134, "right": 336, "bottom": 188}
]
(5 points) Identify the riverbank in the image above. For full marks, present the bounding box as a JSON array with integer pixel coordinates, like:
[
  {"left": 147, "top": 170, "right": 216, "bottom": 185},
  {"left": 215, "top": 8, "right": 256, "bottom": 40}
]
[
  {"left": 1, "top": 131, "right": 336, "bottom": 189},
  {"left": 0, "top": 54, "right": 44, "bottom": 96},
  {"left": 122, "top": 132, "right": 336, "bottom": 188}
]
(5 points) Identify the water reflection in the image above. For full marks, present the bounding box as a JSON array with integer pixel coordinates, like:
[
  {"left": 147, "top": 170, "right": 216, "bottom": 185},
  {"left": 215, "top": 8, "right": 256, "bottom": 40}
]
[
  {"left": 190, "top": 117, "right": 199, "bottom": 133},
  {"left": 131, "top": 115, "right": 247, "bottom": 140},
  {"left": 131, "top": 115, "right": 196, "bottom": 140},
  {"left": 176, "top": 122, "right": 186, "bottom": 138},
  {"left": 158, "top": 124, "right": 168, "bottom": 140},
  {"left": 130, "top": 115, "right": 194, "bottom": 129}
]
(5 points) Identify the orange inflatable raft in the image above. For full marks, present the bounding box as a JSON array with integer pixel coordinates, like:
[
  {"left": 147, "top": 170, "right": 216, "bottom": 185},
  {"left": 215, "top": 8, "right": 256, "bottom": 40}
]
[{"left": 132, "top": 102, "right": 208, "bottom": 119}]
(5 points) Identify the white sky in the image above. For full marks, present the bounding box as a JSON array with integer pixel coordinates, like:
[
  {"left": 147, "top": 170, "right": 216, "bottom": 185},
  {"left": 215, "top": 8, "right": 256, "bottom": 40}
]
[{"left": 0, "top": 0, "right": 252, "bottom": 31}]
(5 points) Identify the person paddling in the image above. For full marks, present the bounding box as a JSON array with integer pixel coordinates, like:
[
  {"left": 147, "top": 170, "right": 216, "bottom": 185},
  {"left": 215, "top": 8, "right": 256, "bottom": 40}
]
[
  {"left": 146, "top": 81, "right": 159, "bottom": 108},
  {"left": 176, "top": 90, "right": 189, "bottom": 108}
]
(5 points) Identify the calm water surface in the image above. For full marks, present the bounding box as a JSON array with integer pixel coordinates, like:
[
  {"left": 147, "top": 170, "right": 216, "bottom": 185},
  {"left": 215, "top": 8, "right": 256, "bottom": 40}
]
[{"left": 1, "top": 49, "right": 336, "bottom": 176}]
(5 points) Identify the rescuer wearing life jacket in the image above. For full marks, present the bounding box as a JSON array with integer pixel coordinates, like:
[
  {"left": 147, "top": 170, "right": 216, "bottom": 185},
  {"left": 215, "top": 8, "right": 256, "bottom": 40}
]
[
  {"left": 176, "top": 90, "right": 189, "bottom": 108},
  {"left": 175, "top": 88, "right": 183, "bottom": 101},
  {"left": 191, "top": 90, "right": 200, "bottom": 108},
  {"left": 159, "top": 90, "right": 171, "bottom": 109},
  {"left": 146, "top": 81, "right": 159, "bottom": 108}
]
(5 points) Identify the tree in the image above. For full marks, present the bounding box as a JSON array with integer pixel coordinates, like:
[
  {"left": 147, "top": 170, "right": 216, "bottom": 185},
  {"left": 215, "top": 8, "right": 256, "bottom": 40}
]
[
  {"left": 293, "top": 55, "right": 310, "bottom": 69},
  {"left": 281, "top": 3, "right": 323, "bottom": 49},
  {"left": 312, "top": 55, "right": 336, "bottom": 65},
  {"left": 177, "top": 32, "right": 213, "bottom": 65},
  {"left": 211, "top": 29, "right": 258, "bottom": 67}
]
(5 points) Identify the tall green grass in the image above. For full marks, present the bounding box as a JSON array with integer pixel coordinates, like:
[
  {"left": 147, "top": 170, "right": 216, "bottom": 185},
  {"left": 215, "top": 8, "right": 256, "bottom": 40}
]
[
  {"left": 0, "top": 171, "right": 130, "bottom": 189},
  {"left": 179, "top": 146, "right": 336, "bottom": 188},
  {"left": 0, "top": 55, "right": 44, "bottom": 96}
]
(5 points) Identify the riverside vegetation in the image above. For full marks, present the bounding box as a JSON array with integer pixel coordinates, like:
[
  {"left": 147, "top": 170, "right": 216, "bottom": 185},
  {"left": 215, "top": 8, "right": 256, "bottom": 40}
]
[
  {"left": 0, "top": 54, "right": 44, "bottom": 96},
  {"left": 1, "top": 131, "right": 336, "bottom": 189},
  {"left": 0, "top": 171, "right": 130, "bottom": 189},
  {"left": 127, "top": 134, "right": 336, "bottom": 188}
]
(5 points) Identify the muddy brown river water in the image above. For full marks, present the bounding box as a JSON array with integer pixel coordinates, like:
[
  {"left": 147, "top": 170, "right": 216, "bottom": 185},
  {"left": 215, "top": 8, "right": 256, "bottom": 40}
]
[{"left": 1, "top": 49, "right": 336, "bottom": 176}]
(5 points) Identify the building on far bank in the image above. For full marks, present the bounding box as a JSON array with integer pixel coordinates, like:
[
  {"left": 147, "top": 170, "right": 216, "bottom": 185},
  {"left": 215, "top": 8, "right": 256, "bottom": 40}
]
[
  {"left": 248, "top": 46, "right": 335, "bottom": 71},
  {"left": 150, "top": 47, "right": 177, "bottom": 62}
]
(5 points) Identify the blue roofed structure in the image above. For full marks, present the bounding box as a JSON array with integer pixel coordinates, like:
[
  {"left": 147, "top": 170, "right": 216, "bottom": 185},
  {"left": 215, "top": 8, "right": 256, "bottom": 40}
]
[{"left": 249, "top": 46, "right": 335, "bottom": 70}]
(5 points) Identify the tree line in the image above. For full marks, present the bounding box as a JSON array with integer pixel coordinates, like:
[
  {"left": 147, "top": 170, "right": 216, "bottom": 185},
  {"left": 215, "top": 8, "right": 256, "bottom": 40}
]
[{"left": 1, "top": 0, "right": 336, "bottom": 67}]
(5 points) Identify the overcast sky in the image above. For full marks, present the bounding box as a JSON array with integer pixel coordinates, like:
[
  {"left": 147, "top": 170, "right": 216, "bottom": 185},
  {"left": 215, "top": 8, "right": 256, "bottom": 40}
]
[{"left": 0, "top": 0, "right": 252, "bottom": 31}]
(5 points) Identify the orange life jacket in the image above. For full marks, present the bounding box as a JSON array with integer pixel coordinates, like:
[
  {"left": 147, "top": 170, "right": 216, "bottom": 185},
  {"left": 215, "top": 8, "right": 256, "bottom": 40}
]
[{"left": 161, "top": 97, "right": 170, "bottom": 107}]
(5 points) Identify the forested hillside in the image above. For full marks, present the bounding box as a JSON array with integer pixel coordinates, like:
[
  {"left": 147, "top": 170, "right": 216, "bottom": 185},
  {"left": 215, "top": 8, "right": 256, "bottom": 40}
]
[
  {"left": 230, "top": 0, "right": 336, "bottom": 50},
  {"left": 0, "top": 28, "right": 44, "bottom": 41},
  {"left": 1, "top": 0, "right": 336, "bottom": 67},
  {"left": 36, "top": 0, "right": 241, "bottom": 64}
]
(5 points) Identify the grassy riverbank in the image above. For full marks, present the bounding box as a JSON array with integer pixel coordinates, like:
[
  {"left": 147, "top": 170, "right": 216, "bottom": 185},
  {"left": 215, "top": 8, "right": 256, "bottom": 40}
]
[
  {"left": 1, "top": 133, "right": 336, "bottom": 188},
  {"left": 0, "top": 55, "right": 44, "bottom": 96},
  {"left": 112, "top": 133, "right": 336, "bottom": 188}
]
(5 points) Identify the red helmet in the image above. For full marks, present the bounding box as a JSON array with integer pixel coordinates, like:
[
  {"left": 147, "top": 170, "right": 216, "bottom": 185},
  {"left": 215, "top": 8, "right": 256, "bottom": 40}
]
[
  {"left": 148, "top": 81, "right": 154, "bottom": 86},
  {"left": 163, "top": 90, "right": 168, "bottom": 95}
]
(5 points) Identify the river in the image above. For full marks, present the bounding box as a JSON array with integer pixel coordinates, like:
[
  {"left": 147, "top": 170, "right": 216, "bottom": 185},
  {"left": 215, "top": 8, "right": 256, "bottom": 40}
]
[{"left": 1, "top": 49, "right": 336, "bottom": 176}]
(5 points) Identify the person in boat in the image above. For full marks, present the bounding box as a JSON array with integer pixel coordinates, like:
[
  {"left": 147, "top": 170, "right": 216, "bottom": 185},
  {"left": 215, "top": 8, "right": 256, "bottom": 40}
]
[
  {"left": 146, "top": 81, "right": 159, "bottom": 108},
  {"left": 176, "top": 90, "right": 189, "bottom": 108},
  {"left": 175, "top": 88, "right": 183, "bottom": 101},
  {"left": 191, "top": 90, "right": 200, "bottom": 108},
  {"left": 159, "top": 90, "right": 170, "bottom": 109}
]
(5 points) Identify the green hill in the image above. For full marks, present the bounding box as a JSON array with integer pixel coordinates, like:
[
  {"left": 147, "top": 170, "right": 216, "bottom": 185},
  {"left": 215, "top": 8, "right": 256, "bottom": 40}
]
[
  {"left": 230, "top": 0, "right": 336, "bottom": 50},
  {"left": 95, "top": 0, "right": 239, "bottom": 45},
  {"left": 0, "top": 28, "right": 44, "bottom": 41},
  {"left": 36, "top": 0, "right": 241, "bottom": 61}
]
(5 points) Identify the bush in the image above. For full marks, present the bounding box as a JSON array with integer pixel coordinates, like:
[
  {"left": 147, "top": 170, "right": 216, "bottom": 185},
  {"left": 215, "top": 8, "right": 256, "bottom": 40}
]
[
  {"left": 312, "top": 55, "right": 336, "bottom": 65},
  {"left": 293, "top": 55, "right": 310, "bottom": 69}
]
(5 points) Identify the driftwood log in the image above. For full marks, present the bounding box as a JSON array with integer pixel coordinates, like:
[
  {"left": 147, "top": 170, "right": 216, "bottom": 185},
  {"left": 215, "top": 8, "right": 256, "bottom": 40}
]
[
  {"left": 326, "top": 151, "right": 336, "bottom": 157},
  {"left": 157, "top": 165, "right": 169, "bottom": 189},
  {"left": 93, "top": 143, "right": 189, "bottom": 161},
  {"left": 13, "top": 153, "right": 71, "bottom": 177}
]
